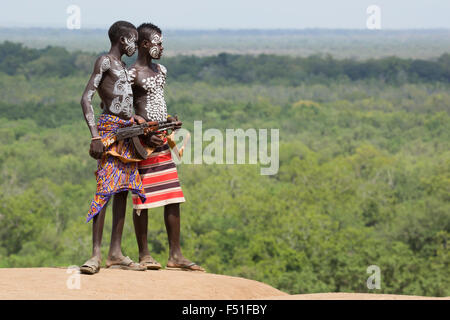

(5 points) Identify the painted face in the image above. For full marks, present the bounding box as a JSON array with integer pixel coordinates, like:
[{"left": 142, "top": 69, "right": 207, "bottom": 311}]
[
  {"left": 124, "top": 33, "right": 137, "bottom": 57},
  {"left": 149, "top": 32, "right": 163, "bottom": 59}
]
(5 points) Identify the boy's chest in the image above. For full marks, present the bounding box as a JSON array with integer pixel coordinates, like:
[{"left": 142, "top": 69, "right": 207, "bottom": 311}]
[
  {"left": 100, "top": 64, "right": 133, "bottom": 95},
  {"left": 134, "top": 69, "right": 166, "bottom": 92}
]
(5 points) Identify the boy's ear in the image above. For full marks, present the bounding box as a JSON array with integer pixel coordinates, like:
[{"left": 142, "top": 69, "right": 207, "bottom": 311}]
[
  {"left": 119, "top": 36, "right": 126, "bottom": 44},
  {"left": 142, "top": 39, "right": 150, "bottom": 48}
]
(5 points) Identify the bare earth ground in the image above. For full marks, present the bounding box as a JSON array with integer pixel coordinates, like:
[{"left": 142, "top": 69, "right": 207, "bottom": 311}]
[{"left": 0, "top": 268, "right": 447, "bottom": 300}]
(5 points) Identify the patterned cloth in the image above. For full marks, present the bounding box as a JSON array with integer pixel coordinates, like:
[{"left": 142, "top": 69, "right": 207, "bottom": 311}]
[
  {"left": 86, "top": 114, "right": 146, "bottom": 223},
  {"left": 132, "top": 137, "right": 185, "bottom": 210}
]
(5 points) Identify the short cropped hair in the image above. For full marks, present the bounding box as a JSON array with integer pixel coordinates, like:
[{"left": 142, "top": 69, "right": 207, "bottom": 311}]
[
  {"left": 108, "top": 21, "right": 136, "bottom": 44},
  {"left": 137, "top": 23, "right": 162, "bottom": 45}
]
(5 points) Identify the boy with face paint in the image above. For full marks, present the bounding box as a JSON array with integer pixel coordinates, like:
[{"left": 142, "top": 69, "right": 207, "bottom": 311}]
[
  {"left": 79, "top": 21, "right": 147, "bottom": 274},
  {"left": 128, "top": 23, "right": 205, "bottom": 272}
]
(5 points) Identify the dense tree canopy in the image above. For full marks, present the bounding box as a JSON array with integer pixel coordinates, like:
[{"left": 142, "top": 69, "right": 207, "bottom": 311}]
[{"left": 1, "top": 41, "right": 450, "bottom": 84}]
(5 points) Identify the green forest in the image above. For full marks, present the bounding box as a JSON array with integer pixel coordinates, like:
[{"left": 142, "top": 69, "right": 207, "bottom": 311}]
[{"left": 0, "top": 41, "right": 448, "bottom": 297}]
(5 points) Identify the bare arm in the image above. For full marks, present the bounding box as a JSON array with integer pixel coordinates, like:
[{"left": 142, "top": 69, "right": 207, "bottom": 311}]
[
  {"left": 80, "top": 55, "right": 110, "bottom": 138},
  {"left": 80, "top": 55, "right": 110, "bottom": 159}
]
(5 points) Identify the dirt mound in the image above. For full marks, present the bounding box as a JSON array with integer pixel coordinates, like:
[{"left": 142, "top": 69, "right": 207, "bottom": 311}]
[
  {"left": 0, "top": 268, "right": 286, "bottom": 300},
  {"left": 0, "top": 268, "right": 447, "bottom": 300}
]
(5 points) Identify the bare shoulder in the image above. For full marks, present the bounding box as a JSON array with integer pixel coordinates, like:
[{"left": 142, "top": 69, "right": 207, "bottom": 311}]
[
  {"left": 94, "top": 54, "right": 111, "bottom": 73},
  {"left": 90, "top": 55, "right": 111, "bottom": 88},
  {"left": 158, "top": 64, "right": 167, "bottom": 75}
]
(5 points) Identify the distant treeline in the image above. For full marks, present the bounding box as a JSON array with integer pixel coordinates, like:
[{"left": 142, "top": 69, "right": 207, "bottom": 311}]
[{"left": 1, "top": 41, "right": 449, "bottom": 84}]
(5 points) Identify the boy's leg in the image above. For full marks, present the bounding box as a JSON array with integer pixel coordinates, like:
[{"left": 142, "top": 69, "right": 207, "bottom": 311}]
[
  {"left": 92, "top": 204, "right": 108, "bottom": 259},
  {"left": 133, "top": 208, "right": 161, "bottom": 269},
  {"left": 133, "top": 208, "right": 150, "bottom": 258},
  {"left": 164, "top": 203, "right": 182, "bottom": 258},
  {"left": 106, "top": 191, "right": 145, "bottom": 270},
  {"left": 108, "top": 191, "right": 128, "bottom": 260},
  {"left": 80, "top": 203, "right": 108, "bottom": 274},
  {"left": 164, "top": 203, "right": 204, "bottom": 271}
]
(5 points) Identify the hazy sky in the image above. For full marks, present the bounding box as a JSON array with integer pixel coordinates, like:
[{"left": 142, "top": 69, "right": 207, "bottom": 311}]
[{"left": 1, "top": 0, "right": 449, "bottom": 29}]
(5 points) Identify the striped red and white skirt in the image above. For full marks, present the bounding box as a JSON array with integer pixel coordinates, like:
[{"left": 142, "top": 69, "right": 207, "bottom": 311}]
[{"left": 132, "top": 140, "right": 185, "bottom": 210}]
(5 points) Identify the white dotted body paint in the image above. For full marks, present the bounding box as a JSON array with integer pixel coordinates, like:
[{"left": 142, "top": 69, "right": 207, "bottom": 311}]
[{"left": 141, "top": 64, "right": 167, "bottom": 121}]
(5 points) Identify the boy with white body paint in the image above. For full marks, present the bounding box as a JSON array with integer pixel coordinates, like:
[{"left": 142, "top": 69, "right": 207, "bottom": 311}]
[{"left": 79, "top": 21, "right": 147, "bottom": 274}]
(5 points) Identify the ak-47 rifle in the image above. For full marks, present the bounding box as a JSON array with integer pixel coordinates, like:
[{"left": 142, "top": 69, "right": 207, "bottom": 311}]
[
  {"left": 113, "top": 120, "right": 182, "bottom": 160},
  {"left": 115, "top": 120, "right": 178, "bottom": 140}
]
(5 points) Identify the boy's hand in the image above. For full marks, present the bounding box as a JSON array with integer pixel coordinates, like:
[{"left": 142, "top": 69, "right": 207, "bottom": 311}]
[
  {"left": 133, "top": 115, "right": 147, "bottom": 125},
  {"left": 148, "top": 134, "right": 165, "bottom": 148},
  {"left": 89, "top": 139, "right": 105, "bottom": 159},
  {"left": 167, "top": 115, "right": 182, "bottom": 130}
]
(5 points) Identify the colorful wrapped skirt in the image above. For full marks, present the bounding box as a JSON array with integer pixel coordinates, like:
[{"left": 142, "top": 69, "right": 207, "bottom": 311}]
[{"left": 86, "top": 114, "right": 146, "bottom": 223}]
